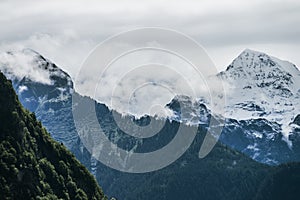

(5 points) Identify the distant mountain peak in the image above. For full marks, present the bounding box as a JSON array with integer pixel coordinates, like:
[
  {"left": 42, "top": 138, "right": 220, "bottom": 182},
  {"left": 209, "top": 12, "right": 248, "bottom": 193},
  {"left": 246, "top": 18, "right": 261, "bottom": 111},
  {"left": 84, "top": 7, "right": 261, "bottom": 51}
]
[
  {"left": 0, "top": 49, "right": 73, "bottom": 89},
  {"left": 226, "top": 49, "right": 300, "bottom": 75},
  {"left": 221, "top": 49, "right": 300, "bottom": 97},
  {"left": 0, "top": 49, "right": 73, "bottom": 112},
  {"left": 218, "top": 50, "right": 300, "bottom": 147},
  {"left": 226, "top": 49, "right": 279, "bottom": 72}
]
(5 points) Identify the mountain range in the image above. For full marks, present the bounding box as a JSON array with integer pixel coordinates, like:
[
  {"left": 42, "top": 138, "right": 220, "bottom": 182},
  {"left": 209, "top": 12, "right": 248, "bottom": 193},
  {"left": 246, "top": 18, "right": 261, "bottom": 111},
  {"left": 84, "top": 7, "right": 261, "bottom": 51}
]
[{"left": 1, "top": 48, "right": 300, "bottom": 199}]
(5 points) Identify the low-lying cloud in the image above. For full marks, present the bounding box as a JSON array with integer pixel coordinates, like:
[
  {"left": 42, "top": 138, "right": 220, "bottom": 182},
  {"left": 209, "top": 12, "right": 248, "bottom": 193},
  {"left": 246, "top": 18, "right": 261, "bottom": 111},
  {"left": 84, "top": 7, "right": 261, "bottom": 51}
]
[
  {"left": 0, "top": 0, "right": 299, "bottom": 116},
  {"left": 0, "top": 50, "right": 53, "bottom": 84}
]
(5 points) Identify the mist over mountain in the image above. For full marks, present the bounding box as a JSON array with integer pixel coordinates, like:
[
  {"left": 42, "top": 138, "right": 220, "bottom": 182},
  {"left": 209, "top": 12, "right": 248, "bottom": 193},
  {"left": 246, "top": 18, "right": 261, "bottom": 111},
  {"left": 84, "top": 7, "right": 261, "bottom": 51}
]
[{"left": 1, "top": 49, "right": 300, "bottom": 199}]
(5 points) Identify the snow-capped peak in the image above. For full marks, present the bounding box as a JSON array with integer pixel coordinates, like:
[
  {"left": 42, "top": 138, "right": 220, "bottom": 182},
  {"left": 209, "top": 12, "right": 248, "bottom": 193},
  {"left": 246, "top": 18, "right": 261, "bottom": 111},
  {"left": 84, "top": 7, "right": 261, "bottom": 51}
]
[
  {"left": 0, "top": 48, "right": 73, "bottom": 89},
  {"left": 222, "top": 49, "right": 300, "bottom": 97},
  {"left": 219, "top": 49, "right": 300, "bottom": 147},
  {"left": 0, "top": 49, "right": 74, "bottom": 112}
]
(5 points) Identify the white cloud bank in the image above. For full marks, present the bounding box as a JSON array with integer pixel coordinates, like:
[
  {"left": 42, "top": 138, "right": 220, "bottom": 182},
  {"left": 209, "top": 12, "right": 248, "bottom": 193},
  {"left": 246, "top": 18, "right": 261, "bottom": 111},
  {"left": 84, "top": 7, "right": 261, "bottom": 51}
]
[
  {"left": 0, "top": 50, "right": 53, "bottom": 84},
  {"left": 0, "top": 0, "right": 300, "bottom": 74},
  {"left": 0, "top": 0, "right": 299, "bottom": 116}
]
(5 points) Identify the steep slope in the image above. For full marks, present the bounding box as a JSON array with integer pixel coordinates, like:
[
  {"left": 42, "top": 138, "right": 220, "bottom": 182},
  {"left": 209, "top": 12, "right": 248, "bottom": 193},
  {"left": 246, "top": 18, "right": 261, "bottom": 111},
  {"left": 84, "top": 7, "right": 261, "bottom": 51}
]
[
  {"left": 168, "top": 50, "right": 300, "bottom": 165},
  {"left": 0, "top": 49, "right": 75, "bottom": 148},
  {"left": 0, "top": 71, "right": 106, "bottom": 199},
  {"left": 0, "top": 49, "right": 99, "bottom": 180},
  {"left": 2, "top": 49, "right": 300, "bottom": 199},
  {"left": 74, "top": 92, "right": 300, "bottom": 200},
  {"left": 71, "top": 92, "right": 270, "bottom": 200},
  {"left": 216, "top": 49, "right": 300, "bottom": 164},
  {"left": 219, "top": 49, "right": 300, "bottom": 144}
]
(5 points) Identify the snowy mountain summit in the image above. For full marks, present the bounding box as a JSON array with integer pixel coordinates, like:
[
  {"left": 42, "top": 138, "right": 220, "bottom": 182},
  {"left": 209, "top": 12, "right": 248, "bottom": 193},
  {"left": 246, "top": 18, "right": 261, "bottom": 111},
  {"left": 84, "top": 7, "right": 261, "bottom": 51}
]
[
  {"left": 0, "top": 49, "right": 73, "bottom": 88},
  {"left": 1, "top": 48, "right": 300, "bottom": 164},
  {"left": 219, "top": 49, "right": 300, "bottom": 146},
  {"left": 0, "top": 49, "right": 73, "bottom": 110}
]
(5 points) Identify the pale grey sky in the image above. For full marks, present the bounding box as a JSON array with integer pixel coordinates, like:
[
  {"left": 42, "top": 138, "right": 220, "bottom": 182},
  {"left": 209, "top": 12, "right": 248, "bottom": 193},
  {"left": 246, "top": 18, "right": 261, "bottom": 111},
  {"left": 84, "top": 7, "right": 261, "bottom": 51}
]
[
  {"left": 0, "top": 0, "right": 300, "bottom": 78},
  {"left": 1, "top": 0, "right": 300, "bottom": 117}
]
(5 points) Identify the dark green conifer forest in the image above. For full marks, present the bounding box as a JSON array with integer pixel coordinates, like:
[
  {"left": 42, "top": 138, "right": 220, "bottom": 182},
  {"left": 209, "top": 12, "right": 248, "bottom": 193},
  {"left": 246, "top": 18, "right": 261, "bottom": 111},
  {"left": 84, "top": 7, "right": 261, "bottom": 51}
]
[{"left": 0, "top": 71, "right": 106, "bottom": 199}]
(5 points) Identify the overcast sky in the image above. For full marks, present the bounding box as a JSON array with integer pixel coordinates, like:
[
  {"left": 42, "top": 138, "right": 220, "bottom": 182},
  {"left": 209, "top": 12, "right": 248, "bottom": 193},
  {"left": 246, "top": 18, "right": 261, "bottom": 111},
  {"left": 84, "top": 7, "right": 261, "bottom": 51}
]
[
  {"left": 1, "top": 0, "right": 300, "bottom": 116},
  {"left": 1, "top": 0, "right": 299, "bottom": 78}
]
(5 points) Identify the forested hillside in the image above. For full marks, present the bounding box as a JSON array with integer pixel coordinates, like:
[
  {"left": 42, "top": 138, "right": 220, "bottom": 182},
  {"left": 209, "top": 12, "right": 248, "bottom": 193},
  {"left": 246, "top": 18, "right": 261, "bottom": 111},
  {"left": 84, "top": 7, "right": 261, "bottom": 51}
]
[{"left": 0, "top": 71, "right": 106, "bottom": 199}]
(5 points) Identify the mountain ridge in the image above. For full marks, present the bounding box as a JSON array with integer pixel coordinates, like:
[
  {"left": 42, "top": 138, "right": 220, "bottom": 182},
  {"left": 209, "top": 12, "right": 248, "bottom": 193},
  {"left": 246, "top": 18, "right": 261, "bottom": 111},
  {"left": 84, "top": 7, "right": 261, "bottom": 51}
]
[
  {"left": 2, "top": 48, "right": 300, "bottom": 164},
  {"left": 0, "top": 71, "right": 106, "bottom": 199},
  {"left": 1, "top": 48, "right": 300, "bottom": 199}
]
